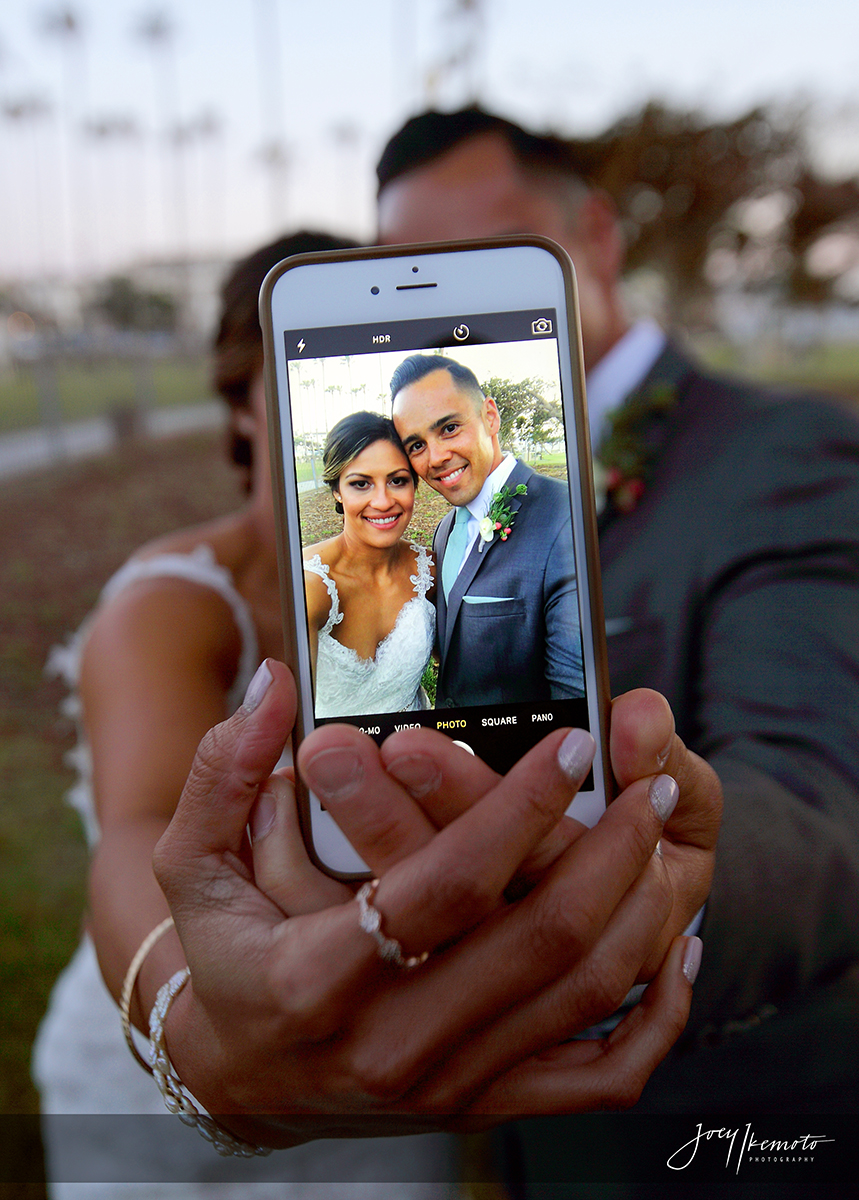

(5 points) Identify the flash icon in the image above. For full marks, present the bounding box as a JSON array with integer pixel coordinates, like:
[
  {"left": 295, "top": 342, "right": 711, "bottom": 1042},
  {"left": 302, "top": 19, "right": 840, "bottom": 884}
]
[{"left": 297, "top": 338, "right": 306, "bottom": 354}]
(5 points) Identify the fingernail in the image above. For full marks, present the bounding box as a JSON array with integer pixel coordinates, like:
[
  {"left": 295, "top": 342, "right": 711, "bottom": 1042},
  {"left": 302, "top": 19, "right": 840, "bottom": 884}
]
[
  {"left": 682, "top": 936, "right": 703, "bottom": 985},
  {"left": 243, "top": 660, "right": 273, "bottom": 713},
  {"left": 656, "top": 732, "right": 674, "bottom": 770},
  {"left": 250, "top": 791, "right": 276, "bottom": 843},
  {"left": 557, "top": 729, "right": 596, "bottom": 781},
  {"left": 385, "top": 754, "right": 442, "bottom": 798},
  {"left": 303, "top": 747, "right": 364, "bottom": 802},
  {"left": 648, "top": 774, "right": 679, "bottom": 823}
]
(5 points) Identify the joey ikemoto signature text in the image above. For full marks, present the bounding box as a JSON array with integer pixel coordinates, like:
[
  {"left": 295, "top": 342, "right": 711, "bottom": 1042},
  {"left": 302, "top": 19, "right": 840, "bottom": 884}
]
[{"left": 667, "top": 1124, "right": 835, "bottom": 1172}]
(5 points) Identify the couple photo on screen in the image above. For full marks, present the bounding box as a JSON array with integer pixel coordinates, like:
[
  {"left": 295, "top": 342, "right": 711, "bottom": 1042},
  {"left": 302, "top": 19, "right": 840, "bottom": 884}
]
[{"left": 300, "top": 351, "right": 585, "bottom": 719}]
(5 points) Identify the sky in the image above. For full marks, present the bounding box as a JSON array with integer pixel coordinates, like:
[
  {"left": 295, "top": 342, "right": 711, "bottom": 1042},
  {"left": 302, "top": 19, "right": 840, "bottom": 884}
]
[{"left": 2, "top": 0, "right": 859, "bottom": 281}]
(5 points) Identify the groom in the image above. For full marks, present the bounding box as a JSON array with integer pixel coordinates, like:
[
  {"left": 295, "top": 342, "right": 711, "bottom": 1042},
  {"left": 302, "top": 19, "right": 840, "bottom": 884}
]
[{"left": 391, "top": 353, "right": 584, "bottom": 707}]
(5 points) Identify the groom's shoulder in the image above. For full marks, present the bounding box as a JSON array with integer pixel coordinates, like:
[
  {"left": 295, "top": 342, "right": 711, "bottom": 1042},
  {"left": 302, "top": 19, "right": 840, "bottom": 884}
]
[
  {"left": 507, "top": 466, "right": 570, "bottom": 550},
  {"left": 516, "top": 463, "right": 568, "bottom": 505}
]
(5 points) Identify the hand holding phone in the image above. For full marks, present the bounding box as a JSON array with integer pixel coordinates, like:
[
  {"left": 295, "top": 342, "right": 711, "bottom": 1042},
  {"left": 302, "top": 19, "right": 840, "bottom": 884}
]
[
  {"left": 153, "top": 659, "right": 706, "bottom": 1145},
  {"left": 261, "top": 237, "right": 612, "bottom": 877}
]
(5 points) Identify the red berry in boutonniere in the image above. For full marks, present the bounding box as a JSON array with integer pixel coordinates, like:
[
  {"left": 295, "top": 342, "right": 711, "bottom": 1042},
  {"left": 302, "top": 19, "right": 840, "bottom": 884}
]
[{"left": 614, "top": 478, "right": 645, "bottom": 513}]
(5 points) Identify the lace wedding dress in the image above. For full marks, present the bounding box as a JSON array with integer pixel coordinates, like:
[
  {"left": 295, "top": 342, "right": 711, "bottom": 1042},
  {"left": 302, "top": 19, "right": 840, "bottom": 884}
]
[
  {"left": 303, "top": 542, "right": 435, "bottom": 718},
  {"left": 32, "top": 544, "right": 455, "bottom": 1199}
]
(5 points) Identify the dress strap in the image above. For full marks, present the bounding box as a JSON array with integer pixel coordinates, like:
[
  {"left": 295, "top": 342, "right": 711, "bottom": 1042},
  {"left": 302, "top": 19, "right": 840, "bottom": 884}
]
[
  {"left": 99, "top": 545, "right": 259, "bottom": 712},
  {"left": 303, "top": 554, "right": 343, "bottom": 635},
  {"left": 44, "top": 544, "right": 261, "bottom": 848},
  {"left": 409, "top": 542, "right": 434, "bottom": 597}
]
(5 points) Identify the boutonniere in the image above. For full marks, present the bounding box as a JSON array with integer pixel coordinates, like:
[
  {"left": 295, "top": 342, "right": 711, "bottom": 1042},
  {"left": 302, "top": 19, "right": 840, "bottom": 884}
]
[
  {"left": 593, "top": 381, "right": 678, "bottom": 515},
  {"left": 478, "top": 482, "right": 528, "bottom": 551}
]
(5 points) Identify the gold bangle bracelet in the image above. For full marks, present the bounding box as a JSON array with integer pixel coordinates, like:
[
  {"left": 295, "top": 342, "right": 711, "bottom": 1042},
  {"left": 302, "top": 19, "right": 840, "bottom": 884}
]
[{"left": 119, "top": 916, "right": 177, "bottom": 1073}]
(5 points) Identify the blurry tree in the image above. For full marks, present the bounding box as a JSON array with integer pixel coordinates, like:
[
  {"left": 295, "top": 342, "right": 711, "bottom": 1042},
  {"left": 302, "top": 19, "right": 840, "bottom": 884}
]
[
  {"left": 253, "top": 0, "right": 290, "bottom": 229},
  {"left": 483, "top": 376, "right": 561, "bottom": 452},
  {"left": 564, "top": 101, "right": 859, "bottom": 322},
  {"left": 41, "top": 7, "right": 89, "bottom": 273},
  {"left": 91, "top": 276, "right": 177, "bottom": 332},
  {"left": 427, "top": 0, "right": 487, "bottom": 106},
  {"left": 136, "top": 11, "right": 187, "bottom": 255},
  {"left": 786, "top": 169, "right": 859, "bottom": 303}
]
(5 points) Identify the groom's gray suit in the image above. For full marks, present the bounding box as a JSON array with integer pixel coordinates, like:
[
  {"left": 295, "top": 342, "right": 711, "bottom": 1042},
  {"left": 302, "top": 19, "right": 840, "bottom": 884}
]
[{"left": 433, "top": 458, "right": 584, "bottom": 707}]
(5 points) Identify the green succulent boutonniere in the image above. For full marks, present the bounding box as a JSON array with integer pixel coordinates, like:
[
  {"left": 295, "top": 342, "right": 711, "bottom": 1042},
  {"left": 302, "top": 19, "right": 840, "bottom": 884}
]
[
  {"left": 594, "top": 381, "right": 678, "bottom": 515},
  {"left": 478, "top": 482, "right": 528, "bottom": 551}
]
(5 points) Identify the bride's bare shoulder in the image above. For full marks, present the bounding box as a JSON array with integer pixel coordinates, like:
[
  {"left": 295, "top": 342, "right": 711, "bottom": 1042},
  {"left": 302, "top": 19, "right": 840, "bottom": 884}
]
[
  {"left": 132, "top": 511, "right": 249, "bottom": 566},
  {"left": 302, "top": 535, "right": 341, "bottom": 566},
  {"left": 302, "top": 538, "right": 343, "bottom": 628}
]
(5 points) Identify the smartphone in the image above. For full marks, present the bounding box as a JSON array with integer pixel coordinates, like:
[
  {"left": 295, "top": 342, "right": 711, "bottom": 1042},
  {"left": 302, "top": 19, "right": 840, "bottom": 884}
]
[{"left": 261, "top": 236, "right": 611, "bottom": 878}]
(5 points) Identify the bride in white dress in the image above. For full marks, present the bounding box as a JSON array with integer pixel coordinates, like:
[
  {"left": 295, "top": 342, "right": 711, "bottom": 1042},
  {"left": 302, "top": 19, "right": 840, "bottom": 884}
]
[
  {"left": 303, "top": 412, "right": 435, "bottom": 719},
  {"left": 33, "top": 235, "right": 455, "bottom": 1198}
]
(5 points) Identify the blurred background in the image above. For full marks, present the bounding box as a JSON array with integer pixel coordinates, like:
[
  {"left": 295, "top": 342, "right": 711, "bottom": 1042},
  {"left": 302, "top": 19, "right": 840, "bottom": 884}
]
[
  {"left": 2, "top": 0, "right": 859, "bottom": 465},
  {"left": 1, "top": 0, "right": 858, "bottom": 1191}
]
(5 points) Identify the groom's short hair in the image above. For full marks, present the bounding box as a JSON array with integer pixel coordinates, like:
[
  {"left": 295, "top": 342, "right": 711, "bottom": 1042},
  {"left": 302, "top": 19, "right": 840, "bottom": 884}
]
[{"left": 390, "top": 354, "right": 484, "bottom": 410}]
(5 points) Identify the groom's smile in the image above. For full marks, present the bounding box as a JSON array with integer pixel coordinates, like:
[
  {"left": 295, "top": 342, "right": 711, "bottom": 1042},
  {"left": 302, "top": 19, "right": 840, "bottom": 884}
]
[{"left": 433, "top": 462, "right": 468, "bottom": 491}]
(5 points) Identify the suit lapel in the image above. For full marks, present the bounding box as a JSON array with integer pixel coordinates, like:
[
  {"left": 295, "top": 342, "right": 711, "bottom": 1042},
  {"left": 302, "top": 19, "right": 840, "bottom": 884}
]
[
  {"left": 597, "top": 340, "right": 694, "bottom": 536},
  {"left": 441, "top": 460, "right": 532, "bottom": 661},
  {"left": 434, "top": 507, "right": 455, "bottom": 642}
]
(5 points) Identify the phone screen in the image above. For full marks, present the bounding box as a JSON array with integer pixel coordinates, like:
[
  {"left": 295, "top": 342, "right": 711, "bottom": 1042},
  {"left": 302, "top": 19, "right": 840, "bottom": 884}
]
[
  {"left": 281, "top": 306, "right": 596, "bottom": 779},
  {"left": 264, "top": 239, "right": 610, "bottom": 873}
]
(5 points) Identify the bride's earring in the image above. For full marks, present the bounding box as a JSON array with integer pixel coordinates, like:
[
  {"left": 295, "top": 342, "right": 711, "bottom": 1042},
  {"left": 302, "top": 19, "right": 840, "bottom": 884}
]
[{"left": 333, "top": 490, "right": 344, "bottom": 515}]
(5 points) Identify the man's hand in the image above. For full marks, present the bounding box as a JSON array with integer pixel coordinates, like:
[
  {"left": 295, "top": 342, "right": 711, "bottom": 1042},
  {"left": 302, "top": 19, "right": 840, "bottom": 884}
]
[
  {"left": 153, "top": 663, "right": 706, "bottom": 1146},
  {"left": 364, "top": 687, "right": 720, "bottom": 979}
]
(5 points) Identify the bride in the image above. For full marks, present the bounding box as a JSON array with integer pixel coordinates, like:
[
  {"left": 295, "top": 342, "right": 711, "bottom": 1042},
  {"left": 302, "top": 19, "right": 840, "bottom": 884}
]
[{"left": 303, "top": 411, "right": 435, "bottom": 717}]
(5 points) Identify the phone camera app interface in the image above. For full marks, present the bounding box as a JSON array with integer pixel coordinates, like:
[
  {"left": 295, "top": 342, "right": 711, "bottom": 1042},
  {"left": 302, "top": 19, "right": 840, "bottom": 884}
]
[{"left": 284, "top": 308, "right": 589, "bottom": 775}]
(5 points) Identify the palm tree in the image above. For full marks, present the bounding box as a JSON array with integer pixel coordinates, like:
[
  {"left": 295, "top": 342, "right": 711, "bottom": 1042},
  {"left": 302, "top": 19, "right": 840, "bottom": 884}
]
[
  {"left": 136, "top": 10, "right": 187, "bottom": 258},
  {"left": 41, "top": 6, "right": 88, "bottom": 274},
  {"left": 253, "top": 0, "right": 289, "bottom": 231},
  {"left": 83, "top": 116, "right": 142, "bottom": 270},
  {"left": 3, "top": 96, "right": 53, "bottom": 275}
]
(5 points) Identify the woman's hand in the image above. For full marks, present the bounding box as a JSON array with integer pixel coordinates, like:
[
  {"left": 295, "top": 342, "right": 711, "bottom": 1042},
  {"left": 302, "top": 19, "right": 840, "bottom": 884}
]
[{"left": 152, "top": 660, "right": 709, "bottom": 1148}]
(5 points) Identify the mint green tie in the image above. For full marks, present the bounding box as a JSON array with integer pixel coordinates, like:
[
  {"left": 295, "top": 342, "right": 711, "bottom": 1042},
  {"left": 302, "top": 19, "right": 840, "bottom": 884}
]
[{"left": 442, "top": 505, "right": 470, "bottom": 600}]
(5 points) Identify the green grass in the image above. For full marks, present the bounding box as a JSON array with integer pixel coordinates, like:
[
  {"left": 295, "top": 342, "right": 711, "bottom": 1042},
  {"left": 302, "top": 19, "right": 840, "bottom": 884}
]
[
  {"left": 526, "top": 450, "right": 566, "bottom": 465},
  {"left": 0, "top": 357, "right": 212, "bottom": 434},
  {"left": 295, "top": 459, "right": 322, "bottom": 483}
]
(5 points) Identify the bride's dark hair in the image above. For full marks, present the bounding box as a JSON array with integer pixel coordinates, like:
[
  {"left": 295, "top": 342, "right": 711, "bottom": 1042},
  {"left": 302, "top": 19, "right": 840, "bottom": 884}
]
[
  {"left": 212, "top": 229, "right": 357, "bottom": 488},
  {"left": 323, "top": 411, "right": 417, "bottom": 514}
]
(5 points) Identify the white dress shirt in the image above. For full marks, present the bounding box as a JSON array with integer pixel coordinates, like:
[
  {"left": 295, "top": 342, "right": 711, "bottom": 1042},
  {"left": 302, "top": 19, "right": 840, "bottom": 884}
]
[
  {"left": 447, "top": 451, "right": 518, "bottom": 579},
  {"left": 586, "top": 319, "right": 667, "bottom": 450}
]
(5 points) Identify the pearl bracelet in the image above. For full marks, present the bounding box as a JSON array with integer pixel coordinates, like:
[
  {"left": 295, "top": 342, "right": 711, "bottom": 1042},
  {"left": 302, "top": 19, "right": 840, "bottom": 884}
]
[{"left": 149, "top": 968, "right": 272, "bottom": 1159}]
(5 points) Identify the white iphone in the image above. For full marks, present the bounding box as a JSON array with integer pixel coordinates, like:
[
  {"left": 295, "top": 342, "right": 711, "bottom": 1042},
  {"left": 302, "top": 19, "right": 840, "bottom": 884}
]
[{"left": 260, "top": 237, "right": 611, "bottom": 879}]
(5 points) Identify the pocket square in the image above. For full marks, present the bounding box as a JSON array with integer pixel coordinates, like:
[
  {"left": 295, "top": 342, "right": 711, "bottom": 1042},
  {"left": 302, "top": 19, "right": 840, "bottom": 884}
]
[{"left": 462, "top": 595, "right": 516, "bottom": 604}]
